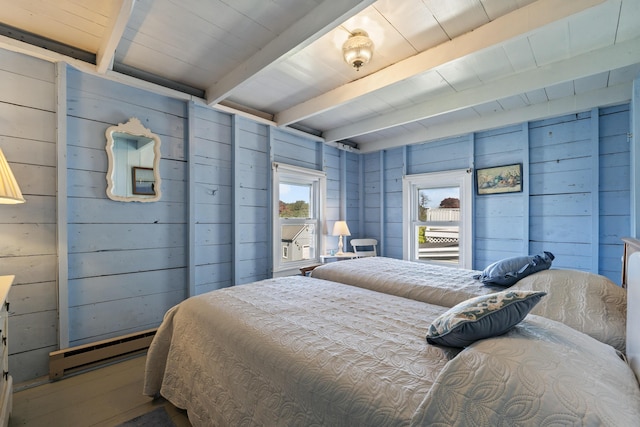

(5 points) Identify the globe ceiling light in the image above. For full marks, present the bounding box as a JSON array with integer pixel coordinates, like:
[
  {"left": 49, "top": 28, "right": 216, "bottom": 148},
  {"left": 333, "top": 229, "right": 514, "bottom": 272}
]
[{"left": 342, "top": 29, "right": 374, "bottom": 71}]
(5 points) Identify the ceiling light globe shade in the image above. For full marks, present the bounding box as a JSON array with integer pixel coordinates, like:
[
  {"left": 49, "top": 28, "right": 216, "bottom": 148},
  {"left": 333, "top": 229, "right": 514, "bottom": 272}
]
[{"left": 342, "top": 29, "right": 374, "bottom": 71}]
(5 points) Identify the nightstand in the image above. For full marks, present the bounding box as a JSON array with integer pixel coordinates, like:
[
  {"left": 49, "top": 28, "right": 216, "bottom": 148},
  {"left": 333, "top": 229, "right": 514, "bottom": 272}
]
[{"left": 320, "top": 252, "right": 358, "bottom": 263}]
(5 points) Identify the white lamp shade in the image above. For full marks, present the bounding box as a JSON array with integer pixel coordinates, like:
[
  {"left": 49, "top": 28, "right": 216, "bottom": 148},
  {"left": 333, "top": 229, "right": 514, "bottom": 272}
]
[
  {"left": 0, "top": 148, "right": 25, "bottom": 204},
  {"left": 332, "top": 221, "right": 351, "bottom": 237}
]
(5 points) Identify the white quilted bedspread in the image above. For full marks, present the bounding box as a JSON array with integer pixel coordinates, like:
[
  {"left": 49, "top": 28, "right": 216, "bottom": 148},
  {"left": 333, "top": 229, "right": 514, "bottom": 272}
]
[
  {"left": 311, "top": 257, "right": 493, "bottom": 307},
  {"left": 144, "top": 276, "right": 459, "bottom": 426},
  {"left": 144, "top": 275, "right": 640, "bottom": 426},
  {"left": 415, "top": 315, "right": 640, "bottom": 426}
]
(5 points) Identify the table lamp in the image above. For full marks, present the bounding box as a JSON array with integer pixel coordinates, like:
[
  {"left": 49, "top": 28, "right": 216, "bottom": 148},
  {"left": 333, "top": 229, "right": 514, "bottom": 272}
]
[
  {"left": 332, "top": 221, "right": 351, "bottom": 255},
  {"left": 0, "top": 148, "right": 25, "bottom": 204}
]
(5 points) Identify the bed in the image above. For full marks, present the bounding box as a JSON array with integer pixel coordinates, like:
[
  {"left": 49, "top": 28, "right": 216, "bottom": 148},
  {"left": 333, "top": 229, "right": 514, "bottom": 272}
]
[
  {"left": 310, "top": 255, "right": 628, "bottom": 352},
  {"left": 144, "top": 244, "right": 640, "bottom": 426},
  {"left": 310, "top": 256, "right": 494, "bottom": 307}
]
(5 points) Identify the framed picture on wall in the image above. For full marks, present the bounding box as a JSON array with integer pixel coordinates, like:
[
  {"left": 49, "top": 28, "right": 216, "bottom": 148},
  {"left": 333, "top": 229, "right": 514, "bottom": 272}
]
[
  {"left": 476, "top": 163, "right": 522, "bottom": 195},
  {"left": 132, "top": 166, "right": 156, "bottom": 195}
]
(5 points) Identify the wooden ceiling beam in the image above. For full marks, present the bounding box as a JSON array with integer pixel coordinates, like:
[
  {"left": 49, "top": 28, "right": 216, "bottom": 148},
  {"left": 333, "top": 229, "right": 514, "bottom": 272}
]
[
  {"left": 324, "top": 36, "right": 640, "bottom": 142},
  {"left": 275, "top": 0, "right": 606, "bottom": 127},
  {"left": 205, "top": 0, "right": 376, "bottom": 106},
  {"left": 96, "top": 0, "right": 136, "bottom": 74}
]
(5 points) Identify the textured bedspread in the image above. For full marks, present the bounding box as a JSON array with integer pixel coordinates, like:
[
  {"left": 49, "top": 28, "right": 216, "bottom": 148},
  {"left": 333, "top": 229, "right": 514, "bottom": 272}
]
[
  {"left": 311, "top": 257, "right": 493, "bottom": 307},
  {"left": 143, "top": 276, "right": 459, "bottom": 427},
  {"left": 144, "top": 275, "right": 640, "bottom": 426},
  {"left": 415, "top": 315, "right": 640, "bottom": 426}
]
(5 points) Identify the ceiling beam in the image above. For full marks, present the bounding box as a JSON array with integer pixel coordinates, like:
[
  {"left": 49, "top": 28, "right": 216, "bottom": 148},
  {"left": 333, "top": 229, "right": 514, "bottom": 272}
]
[
  {"left": 96, "top": 0, "right": 136, "bottom": 74},
  {"left": 205, "top": 0, "right": 376, "bottom": 106},
  {"left": 275, "top": 0, "right": 607, "bottom": 127},
  {"left": 324, "top": 36, "right": 640, "bottom": 142},
  {"left": 359, "top": 83, "right": 632, "bottom": 153}
]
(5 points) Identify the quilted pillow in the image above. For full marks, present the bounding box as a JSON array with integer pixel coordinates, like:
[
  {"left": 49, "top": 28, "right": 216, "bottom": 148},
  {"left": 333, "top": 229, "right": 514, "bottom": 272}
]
[
  {"left": 474, "top": 251, "right": 555, "bottom": 287},
  {"left": 510, "top": 269, "right": 627, "bottom": 352},
  {"left": 426, "top": 290, "right": 546, "bottom": 347}
]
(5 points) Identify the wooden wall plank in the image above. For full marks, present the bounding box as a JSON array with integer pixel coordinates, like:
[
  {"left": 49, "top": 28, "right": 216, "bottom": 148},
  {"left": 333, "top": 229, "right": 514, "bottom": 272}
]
[
  {"left": 68, "top": 198, "right": 186, "bottom": 223},
  {"left": 68, "top": 269, "right": 187, "bottom": 306},
  {"left": 0, "top": 102, "right": 56, "bottom": 142},
  {"left": 68, "top": 247, "right": 187, "bottom": 278},
  {"left": 69, "top": 291, "right": 184, "bottom": 345},
  {"left": 11, "top": 311, "right": 58, "bottom": 354},
  {"left": 56, "top": 61, "right": 70, "bottom": 349},
  {"left": 0, "top": 66, "right": 55, "bottom": 111},
  {"left": 67, "top": 224, "right": 187, "bottom": 252}
]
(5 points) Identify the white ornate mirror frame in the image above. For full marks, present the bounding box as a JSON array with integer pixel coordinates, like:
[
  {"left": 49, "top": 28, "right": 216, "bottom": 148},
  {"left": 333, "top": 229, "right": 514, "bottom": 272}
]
[{"left": 105, "top": 117, "right": 162, "bottom": 202}]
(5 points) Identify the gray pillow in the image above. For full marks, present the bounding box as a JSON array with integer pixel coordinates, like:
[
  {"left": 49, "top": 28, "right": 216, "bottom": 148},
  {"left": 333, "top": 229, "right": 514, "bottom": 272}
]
[
  {"left": 474, "top": 251, "right": 554, "bottom": 287},
  {"left": 426, "top": 290, "right": 547, "bottom": 348}
]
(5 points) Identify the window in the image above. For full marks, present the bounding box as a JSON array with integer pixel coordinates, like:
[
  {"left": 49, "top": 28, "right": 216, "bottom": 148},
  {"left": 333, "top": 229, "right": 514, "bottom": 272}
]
[
  {"left": 402, "top": 169, "right": 472, "bottom": 268},
  {"left": 272, "top": 163, "right": 326, "bottom": 273}
]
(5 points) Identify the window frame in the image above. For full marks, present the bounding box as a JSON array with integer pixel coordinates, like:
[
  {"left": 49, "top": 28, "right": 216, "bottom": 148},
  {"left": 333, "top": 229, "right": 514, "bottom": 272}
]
[
  {"left": 402, "top": 169, "right": 473, "bottom": 269},
  {"left": 272, "top": 162, "right": 326, "bottom": 274}
]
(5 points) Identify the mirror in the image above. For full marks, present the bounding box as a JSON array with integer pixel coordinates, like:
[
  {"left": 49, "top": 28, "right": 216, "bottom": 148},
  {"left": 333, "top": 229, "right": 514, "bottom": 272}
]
[{"left": 105, "top": 117, "right": 161, "bottom": 202}]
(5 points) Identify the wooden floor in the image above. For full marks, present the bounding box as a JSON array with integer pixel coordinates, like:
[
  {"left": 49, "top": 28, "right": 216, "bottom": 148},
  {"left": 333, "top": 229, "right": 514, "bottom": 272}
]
[{"left": 9, "top": 354, "right": 191, "bottom": 426}]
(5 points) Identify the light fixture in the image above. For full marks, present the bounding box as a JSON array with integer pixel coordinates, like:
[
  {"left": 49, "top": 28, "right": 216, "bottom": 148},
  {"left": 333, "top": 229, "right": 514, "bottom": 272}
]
[
  {"left": 342, "top": 29, "right": 374, "bottom": 71},
  {"left": 332, "top": 221, "right": 351, "bottom": 255},
  {"left": 0, "top": 148, "right": 25, "bottom": 204}
]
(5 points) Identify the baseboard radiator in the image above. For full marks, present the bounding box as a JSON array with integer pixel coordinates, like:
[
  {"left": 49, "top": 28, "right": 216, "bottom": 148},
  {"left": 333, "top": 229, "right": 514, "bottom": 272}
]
[{"left": 48, "top": 328, "right": 157, "bottom": 380}]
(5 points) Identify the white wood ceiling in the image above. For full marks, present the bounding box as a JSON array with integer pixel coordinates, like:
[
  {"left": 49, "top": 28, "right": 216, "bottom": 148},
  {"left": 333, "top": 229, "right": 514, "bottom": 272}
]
[{"left": 0, "top": 0, "right": 638, "bottom": 153}]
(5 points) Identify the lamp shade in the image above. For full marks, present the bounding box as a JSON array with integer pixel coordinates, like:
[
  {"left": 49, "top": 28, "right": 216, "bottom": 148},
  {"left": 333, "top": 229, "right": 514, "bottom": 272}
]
[
  {"left": 332, "top": 220, "right": 351, "bottom": 237},
  {"left": 0, "top": 148, "right": 25, "bottom": 204}
]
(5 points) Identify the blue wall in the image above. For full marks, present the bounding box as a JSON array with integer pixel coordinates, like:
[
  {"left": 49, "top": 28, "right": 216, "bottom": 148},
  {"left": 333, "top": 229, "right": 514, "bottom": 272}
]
[
  {"left": 62, "top": 72, "right": 350, "bottom": 352},
  {"left": 66, "top": 68, "right": 189, "bottom": 347},
  {"left": 361, "top": 106, "right": 630, "bottom": 283}
]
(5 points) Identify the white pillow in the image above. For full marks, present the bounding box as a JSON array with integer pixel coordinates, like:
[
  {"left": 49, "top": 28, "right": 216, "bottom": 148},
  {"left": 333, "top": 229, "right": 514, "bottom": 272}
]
[{"left": 510, "top": 269, "right": 626, "bottom": 352}]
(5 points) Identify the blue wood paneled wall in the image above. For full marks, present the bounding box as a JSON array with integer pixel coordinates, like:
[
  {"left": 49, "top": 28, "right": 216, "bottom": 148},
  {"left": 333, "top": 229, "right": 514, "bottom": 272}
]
[
  {"left": 363, "top": 106, "right": 631, "bottom": 283},
  {"left": 66, "top": 68, "right": 189, "bottom": 347},
  {"left": 61, "top": 72, "right": 346, "bottom": 365}
]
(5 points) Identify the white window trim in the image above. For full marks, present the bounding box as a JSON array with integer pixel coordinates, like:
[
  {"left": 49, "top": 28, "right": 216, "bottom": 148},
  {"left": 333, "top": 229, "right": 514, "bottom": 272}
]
[
  {"left": 272, "top": 162, "right": 326, "bottom": 274},
  {"left": 402, "top": 169, "right": 473, "bottom": 269}
]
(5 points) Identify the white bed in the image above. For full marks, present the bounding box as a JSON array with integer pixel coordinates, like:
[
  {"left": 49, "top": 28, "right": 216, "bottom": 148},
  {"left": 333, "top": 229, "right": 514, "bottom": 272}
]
[
  {"left": 143, "top": 241, "right": 640, "bottom": 426},
  {"left": 311, "top": 256, "right": 495, "bottom": 307},
  {"left": 311, "top": 256, "right": 628, "bottom": 352}
]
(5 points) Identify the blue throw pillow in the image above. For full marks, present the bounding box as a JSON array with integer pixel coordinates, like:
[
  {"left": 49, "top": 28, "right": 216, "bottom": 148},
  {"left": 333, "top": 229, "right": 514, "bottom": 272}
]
[
  {"left": 474, "top": 251, "right": 554, "bottom": 287},
  {"left": 426, "top": 290, "right": 547, "bottom": 348}
]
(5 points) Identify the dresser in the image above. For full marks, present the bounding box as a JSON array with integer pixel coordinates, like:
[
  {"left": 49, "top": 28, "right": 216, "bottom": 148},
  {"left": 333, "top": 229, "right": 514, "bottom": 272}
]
[{"left": 0, "top": 276, "right": 12, "bottom": 427}]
